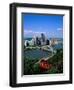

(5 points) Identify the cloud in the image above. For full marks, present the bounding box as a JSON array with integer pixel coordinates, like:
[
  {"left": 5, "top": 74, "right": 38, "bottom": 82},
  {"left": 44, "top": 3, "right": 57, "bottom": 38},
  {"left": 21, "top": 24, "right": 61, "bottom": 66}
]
[
  {"left": 24, "top": 29, "right": 62, "bottom": 38},
  {"left": 24, "top": 29, "right": 46, "bottom": 34},
  {"left": 57, "top": 28, "right": 63, "bottom": 31},
  {"left": 24, "top": 30, "right": 33, "bottom": 33},
  {"left": 24, "top": 29, "right": 47, "bottom": 38}
]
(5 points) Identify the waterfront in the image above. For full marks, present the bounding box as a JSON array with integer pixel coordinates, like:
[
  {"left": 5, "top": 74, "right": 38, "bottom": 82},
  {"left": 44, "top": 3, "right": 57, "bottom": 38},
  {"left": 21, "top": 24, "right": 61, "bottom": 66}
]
[
  {"left": 24, "top": 43, "right": 63, "bottom": 60},
  {"left": 23, "top": 14, "right": 63, "bottom": 75},
  {"left": 24, "top": 49, "right": 52, "bottom": 60},
  {"left": 23, "top": 33, "right": 63, "bottom": 74}
]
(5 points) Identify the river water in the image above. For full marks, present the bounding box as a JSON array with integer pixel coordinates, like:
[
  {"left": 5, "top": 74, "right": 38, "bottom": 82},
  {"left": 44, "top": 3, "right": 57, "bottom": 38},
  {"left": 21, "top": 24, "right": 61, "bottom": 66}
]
[{"left": 24, "top": 49, "right": 52, "bottom": 60}]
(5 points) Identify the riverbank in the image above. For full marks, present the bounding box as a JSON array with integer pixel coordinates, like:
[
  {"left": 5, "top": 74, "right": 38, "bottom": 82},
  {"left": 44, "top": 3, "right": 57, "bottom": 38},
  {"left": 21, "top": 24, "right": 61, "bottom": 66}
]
[{"left": 24, "top": 49, "right": 63, "bottom": 75}]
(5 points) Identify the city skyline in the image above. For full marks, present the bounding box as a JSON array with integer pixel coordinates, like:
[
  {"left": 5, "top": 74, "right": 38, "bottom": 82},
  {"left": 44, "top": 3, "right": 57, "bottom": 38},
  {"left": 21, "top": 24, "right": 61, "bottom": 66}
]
[{"left": 22, "top": 13, "right": 63, "bottom": 38}]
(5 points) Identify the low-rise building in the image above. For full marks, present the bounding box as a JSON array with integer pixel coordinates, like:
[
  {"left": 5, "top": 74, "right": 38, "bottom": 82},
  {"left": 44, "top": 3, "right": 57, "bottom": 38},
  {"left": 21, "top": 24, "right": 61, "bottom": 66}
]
[{"left": 50, "top": 38, "right": 58, "bottom": 46}]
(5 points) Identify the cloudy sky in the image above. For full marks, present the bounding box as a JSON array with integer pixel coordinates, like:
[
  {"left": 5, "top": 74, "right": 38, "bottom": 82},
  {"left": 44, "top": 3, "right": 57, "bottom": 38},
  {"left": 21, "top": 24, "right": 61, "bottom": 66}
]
[{"left": 22, "top": 13, "right": 63, "bottom": 38}]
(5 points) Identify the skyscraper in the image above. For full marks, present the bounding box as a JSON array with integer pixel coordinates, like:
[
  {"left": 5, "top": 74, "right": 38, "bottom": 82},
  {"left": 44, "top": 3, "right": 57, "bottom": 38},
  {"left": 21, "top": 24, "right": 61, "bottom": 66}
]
[{"left": 41, "top": 33, "right": 46, "bottom": 45}]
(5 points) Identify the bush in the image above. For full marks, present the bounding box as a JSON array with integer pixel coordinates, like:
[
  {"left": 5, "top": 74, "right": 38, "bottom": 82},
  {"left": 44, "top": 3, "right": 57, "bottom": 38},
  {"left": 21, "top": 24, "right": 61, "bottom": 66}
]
[{"left": 23, "top": 49, "right": 63, "bottom": 75}]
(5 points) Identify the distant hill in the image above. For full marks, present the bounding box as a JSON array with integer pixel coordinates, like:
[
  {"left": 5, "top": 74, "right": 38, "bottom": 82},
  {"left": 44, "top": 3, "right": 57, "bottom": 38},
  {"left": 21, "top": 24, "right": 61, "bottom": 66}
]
[{"left": 24, "top": 38, "right": 32, "bottom": 41}]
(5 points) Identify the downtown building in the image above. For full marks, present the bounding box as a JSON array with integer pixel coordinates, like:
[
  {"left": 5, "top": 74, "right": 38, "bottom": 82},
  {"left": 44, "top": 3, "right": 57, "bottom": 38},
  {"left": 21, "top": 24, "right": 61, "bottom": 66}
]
[{"left": 24, "top": 33, "right": 50, "bottom": 47}]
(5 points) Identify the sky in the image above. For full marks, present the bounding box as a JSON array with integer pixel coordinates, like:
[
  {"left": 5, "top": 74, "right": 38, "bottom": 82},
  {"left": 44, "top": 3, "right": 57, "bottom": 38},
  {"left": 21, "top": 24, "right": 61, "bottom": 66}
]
[{"left": 22, "top": 13, "right": 63, "bottom": 38}]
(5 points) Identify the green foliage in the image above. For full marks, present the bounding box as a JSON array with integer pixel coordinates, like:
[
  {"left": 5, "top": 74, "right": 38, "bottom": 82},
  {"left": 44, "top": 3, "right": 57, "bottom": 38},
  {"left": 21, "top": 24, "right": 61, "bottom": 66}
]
[
  {"left": 48, "top": 49, "right": 63, "bottom": 73},
  {"left": 24, "top": 57, "right": 39, "bottom": 75},
  {"left": 46, "top": 66, "right": 58, "bottom": 74},
  {"left": 33, "top": 63, "right": 41, "bottom": 74},
  {"left": 48, "top": 49, "right": 63, "bottom": 64},
  {"left": 24, "top": 49, "right": 63, "bottom": 75}
]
